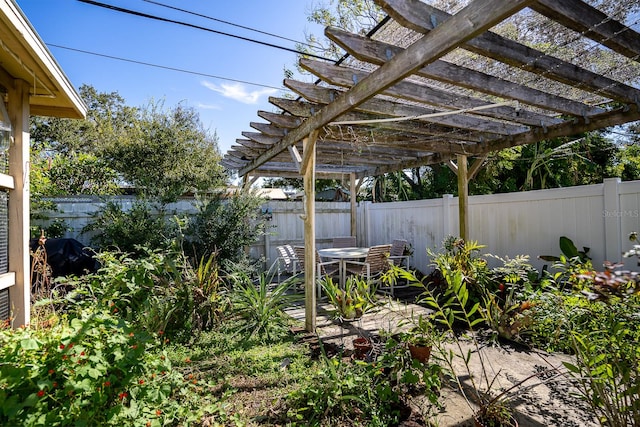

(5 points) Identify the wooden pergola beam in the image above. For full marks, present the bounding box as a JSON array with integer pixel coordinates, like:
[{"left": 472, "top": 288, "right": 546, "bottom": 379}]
[
  {"left": 300, "top": 58, "right": 560, "bottom": 128},
  {"left": 532, "top": 0, "right": 640, "bottom": 60},
  {"left": 469, "top": 104, "right": 640, "bottom": 155},
  {"left": 277, "top": 83, "right": 516, "bottom": 137},
  {"left": 326, "top": 26, "right": 603, "bottom": 117},
  {"left": 379, "top": 0, "right": 640, "bottom": 104}
]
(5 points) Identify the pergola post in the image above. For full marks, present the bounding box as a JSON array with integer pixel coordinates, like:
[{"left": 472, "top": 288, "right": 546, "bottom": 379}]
[
  {"left": 456, "top": 154, "right": 469, "bottom": 241},
  {"left": 349, "top": 173, "right": 357, "bottom": 238},
  {"left": 301, "top": 132, "right": 318, "bottom": 332}
]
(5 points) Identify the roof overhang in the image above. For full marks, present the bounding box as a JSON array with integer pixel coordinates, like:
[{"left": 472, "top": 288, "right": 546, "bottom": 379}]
[{"left": 0, "top": 0, "right": 86, "bottom": 119}]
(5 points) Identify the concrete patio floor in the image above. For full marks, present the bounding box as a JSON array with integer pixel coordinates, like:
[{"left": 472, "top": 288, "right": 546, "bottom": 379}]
[{"left": 285, "top": 294, "right": 598, "bottom": 427}]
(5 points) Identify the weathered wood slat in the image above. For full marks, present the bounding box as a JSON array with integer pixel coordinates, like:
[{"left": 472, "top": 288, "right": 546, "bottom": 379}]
[
  {"left": 242, "top": 131, "right": 280, "bottom": 145},
  {"left": 532, "top": 0, "right": 640, "bottom": 60},
  {"left": 235, "top": 139, "right": 267, "bottom": 150},
  {"left": 326, "top": 26, "right": 602, "bottom": 117},
  {"left": 257, "top": 111, "right": 302, "bottom": 128},
  {"left": 250, "top": 122, "right": 285, "bottom": 137},
  {"left": 378, "top": 0, "right": 640, "bottom": 103},
  {"left": 238, "top": 0, "right": 533, "bottom": 176},
  {"left": 300, "top": 58, "right": 555, "bottom": 127},
  {"left": 279, "top": 83, "right": 483, "bottom": 141},
  {"left": 278, "top": 83, "right": 517, "bottom": 137}
]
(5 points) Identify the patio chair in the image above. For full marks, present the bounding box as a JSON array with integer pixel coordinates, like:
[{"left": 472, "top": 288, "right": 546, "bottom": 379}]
[
  {"left": 381, "top": 239, "right": 411, "bottom": 296},
  {"left": 332, "top": 236, "right": 356, "bottom": 248},
  {"left": 270, "top": 244, "right": 299, "bottom": 283},
  {"left": 344, "top": 244, "right": 392, "bottom": 284},
  {"left": 293, "top": 246, "right": 340, "bottom": 298},
  {"left": 388, "top": 239, "right": 410, "bottom": 268}
]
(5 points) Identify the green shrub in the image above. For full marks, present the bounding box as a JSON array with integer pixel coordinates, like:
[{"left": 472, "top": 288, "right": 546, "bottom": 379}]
[
  {"left": 285, "top": 339, "right": 442, "bottom": 427},
  {"left": 564, "top": 298, "right": 640, "bottom": 427},
  {"left": 0, "top": 310, "right": 218, "bottom": 426},
  {"left": 186, "top": 191, "right": 267, "bottom": 263},
  {"left": 527, "top": 260, "right": 640, "bottom": 426},
  {"left": 82, "top": 200, "right": 182, "bottom": 255},
  {"left": 286, "top": 355, "right": 400, "bottom": 426},
  {"left": 61, "top": 248, "right": 227, "bottom": 342}
]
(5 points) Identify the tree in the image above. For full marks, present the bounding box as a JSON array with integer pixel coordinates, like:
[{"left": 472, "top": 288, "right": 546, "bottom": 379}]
[
  {"left": 101, "top": 100, "right": 225, "bottom": 203},
  {"left": 30, "top": 85, "right": 226, "bottom": 203},
  {"left": 296, "top": 0, "right": 385, "bottom": 69},
  {"left": 186, "top": 191, "right": 268, "bottom": 263}
]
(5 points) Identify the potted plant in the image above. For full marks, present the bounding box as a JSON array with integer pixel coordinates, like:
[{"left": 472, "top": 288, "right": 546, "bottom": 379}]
[
  {"left": 321, "top": 275, "right": 377, "bottom": 321},
  {"left": 402, "top": 313, "right": 439, "bottom": 364},
  {"left": 352, "top": 336, "right": 373, "bottom": 360}
]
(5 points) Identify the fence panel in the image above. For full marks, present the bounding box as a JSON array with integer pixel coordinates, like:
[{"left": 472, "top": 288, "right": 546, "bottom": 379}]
[{"left": 38, "top": 178, "right": 640, "bottom": 275}]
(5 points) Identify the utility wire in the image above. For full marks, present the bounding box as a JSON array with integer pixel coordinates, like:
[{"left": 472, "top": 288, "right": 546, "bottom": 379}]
[
  {"left": 142, "top": 0, "right": 317, "bottom": 50},
  {"left": 47, "top": 43, "right": 285, "bottom": 91},
  {"left": 77, "top": 0, "right": 332, "bottom": 62}
]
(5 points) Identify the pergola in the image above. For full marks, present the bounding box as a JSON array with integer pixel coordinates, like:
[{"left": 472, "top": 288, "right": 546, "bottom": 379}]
[{"left": 222, "top": 0, "right": 640, "bottom": 330}]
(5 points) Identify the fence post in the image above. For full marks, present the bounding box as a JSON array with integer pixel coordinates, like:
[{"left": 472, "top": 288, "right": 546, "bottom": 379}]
[
  {"left": 442, "top": 194, "right": 453, "bottom": 239},
  {"left": 603, "top": 178, "right": 622, "bottom": 262}
]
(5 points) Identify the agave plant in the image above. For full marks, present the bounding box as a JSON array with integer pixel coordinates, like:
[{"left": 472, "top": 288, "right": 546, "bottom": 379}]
[{"left": 229, "top": 270, "right": 303, "bottom": 342}]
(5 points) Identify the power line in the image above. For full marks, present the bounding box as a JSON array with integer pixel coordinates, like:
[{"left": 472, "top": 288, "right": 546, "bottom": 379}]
[
  {"left": 77, "top": 0, "right": 332, "bottom": 62},
  {"left": 142, "top": 0, "right": 316, "bottom": 50},
  {"left": 47, "top": 43, "right": 286, "bottom": 91}
]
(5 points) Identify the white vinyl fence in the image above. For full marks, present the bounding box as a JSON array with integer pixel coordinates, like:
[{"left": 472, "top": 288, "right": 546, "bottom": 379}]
[{"left": 40, "top": 178, "right": 640, "bottom": 275}]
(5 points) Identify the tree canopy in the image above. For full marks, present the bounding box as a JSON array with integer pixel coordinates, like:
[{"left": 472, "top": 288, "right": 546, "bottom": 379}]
[{"left": 30, "top": 85, "right": 226, "bottom": 204}]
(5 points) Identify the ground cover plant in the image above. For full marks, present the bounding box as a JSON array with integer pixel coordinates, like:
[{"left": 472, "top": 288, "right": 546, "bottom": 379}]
[{"left": 11, "top": 239, "right": 453, "bottom": 426}]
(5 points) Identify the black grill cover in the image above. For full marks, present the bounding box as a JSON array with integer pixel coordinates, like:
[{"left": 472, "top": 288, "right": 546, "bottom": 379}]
[{"left": 29, "top": 238, "right": 98, "bottom": 278}]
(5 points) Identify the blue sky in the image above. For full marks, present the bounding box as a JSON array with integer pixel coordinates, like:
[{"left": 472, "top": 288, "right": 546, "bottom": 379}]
[{"left": 15, "top": 0, "right": 325, "bottom": 154}]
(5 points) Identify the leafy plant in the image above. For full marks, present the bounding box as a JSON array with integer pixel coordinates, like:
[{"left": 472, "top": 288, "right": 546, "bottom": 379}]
[
  {"left": 428, "top": 236, "right": 491, "bottom": 315},
  {"left": 59, "top": 248, "right": 223, "bottom": 341},
  {"left": 401, "top": 313, "right": 441, "bottom": 348},
  {"left": 389, "top": 264, "right": 556, "bottom": 427},
  {"left": 557, "top": 259, "right": 640, "bottom": 427},
  {"left": 376, "top": 333, "right": 442, "bottom": 404},
  {"left": 228, "top": 271, "right": 303, "bottom": 342},
  {"left": 576, "top": 261, "right": 640, "bottom": 302},
  {"left": 539, "top": 235, "right": 591, "bottom": 263},
  {"left": 321, "top": 275, "right": 378, "bottom": 321},
  {"left": 82, "top": 200, "right": 182, "bottom": 255},
  {"left": 186, "top": 191, "right": 268, "bottom": 263},
  {"left": 187, "top": 252, "right": 229, "bottom": 330},
  {"left": 564, "top": 313, "right": 640, "bottom": 427},
  {"left": 284, "top": 341, "right": 438, "bottom": 427},
  {"left": 0, "top": 310, "right": 218, "bottom": 426}
]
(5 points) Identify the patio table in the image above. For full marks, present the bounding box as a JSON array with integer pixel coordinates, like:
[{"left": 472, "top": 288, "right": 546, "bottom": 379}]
[{"left": 317, "top": 247, "right": 369, "bottom": 287}]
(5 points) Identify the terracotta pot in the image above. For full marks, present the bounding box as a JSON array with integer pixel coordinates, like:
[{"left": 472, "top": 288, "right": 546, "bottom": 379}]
[
  {"left": 473, "top": 414, "right": 518, "bottom": 427},
  {"left": 408, "top": 343, "right": 432, "bottom": 363},
  {"left": 352, "top": 337, "right": 372, "bottom": 360}
]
